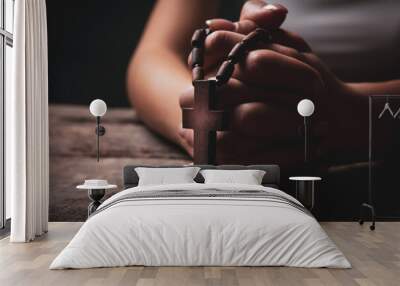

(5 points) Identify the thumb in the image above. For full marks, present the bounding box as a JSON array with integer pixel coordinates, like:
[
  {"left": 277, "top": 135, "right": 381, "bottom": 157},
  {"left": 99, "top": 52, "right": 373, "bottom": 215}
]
[{"left": 240, "top": 1, "right": 288, "bottom": 29}]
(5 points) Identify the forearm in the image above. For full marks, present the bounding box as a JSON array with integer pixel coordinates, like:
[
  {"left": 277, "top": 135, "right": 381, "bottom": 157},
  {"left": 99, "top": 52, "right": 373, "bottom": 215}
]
[
  {"left": 127, "top": 0, "right": 219, "bottom": 146},
  {"left": 127, "top": 48, "right": 191, "bottom": 144},
  {"left": 349, "top": 79, "right": 400, "bottom": 96}
]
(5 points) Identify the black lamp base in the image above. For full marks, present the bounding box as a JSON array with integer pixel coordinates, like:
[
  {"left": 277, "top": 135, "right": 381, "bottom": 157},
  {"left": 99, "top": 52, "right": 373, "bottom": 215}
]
[{"left": 359, "top": 203, "right": 376, "bottom": 231}]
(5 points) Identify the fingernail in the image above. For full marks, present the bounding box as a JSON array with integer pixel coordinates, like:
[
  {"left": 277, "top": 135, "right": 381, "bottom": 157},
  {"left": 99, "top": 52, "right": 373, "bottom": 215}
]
[
  {"left": 205, "top": 19, "right": 213, "bottom": 27},
  {"left": 263, "top": 4, "right": 288, "bottom": 13},
  {"left": 264, "top": 4, "right": 278, "bottom": 11}
]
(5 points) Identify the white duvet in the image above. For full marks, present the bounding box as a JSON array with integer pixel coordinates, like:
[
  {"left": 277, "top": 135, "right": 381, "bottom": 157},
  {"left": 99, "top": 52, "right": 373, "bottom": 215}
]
[{"left": 50, "top": 183, "right": 351, "bottom": 269}]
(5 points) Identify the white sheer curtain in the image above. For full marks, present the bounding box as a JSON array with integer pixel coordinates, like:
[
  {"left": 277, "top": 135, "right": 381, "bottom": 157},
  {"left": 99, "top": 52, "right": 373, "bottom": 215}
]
[{"left": 8, "top": 0, "right": 49, "bottom": 242}]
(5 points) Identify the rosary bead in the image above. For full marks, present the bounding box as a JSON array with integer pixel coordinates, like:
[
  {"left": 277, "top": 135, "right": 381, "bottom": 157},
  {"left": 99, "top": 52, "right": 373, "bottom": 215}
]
[
  {"left": 227, "top": 42, "right": 246, "bottom": 63},
  {"left": 191, "top": 47, "right": 204, "bottom": 67},
  {"left": 216, "top": 60, "right": 234, "bottom": 85},
  {"left": 192, "top": 65, "right": 204, "bottom": 81},
  {"left": 191, "top": 29, "right": 207, "bottom": 47},
  {"left": 189, "top": 27, "right": 270, "bottom": 88}
]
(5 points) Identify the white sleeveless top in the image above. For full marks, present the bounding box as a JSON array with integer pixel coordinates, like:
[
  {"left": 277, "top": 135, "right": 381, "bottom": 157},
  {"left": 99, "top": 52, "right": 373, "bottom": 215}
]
[{"left": 277, "top": 0, "right": 400, "bottom": 82}]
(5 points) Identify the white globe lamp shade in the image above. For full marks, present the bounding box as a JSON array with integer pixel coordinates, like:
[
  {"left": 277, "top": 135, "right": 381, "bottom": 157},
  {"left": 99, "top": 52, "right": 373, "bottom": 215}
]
[
  {"left": 297, "top": 99, "right": 315, "bottom": 117},
  {"left": 89, "top": 99, "right": 107, "bottom": 117}
]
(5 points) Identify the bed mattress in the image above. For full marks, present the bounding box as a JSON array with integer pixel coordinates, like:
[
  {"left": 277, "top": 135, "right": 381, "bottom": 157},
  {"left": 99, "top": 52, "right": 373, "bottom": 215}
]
[{"left": 50, "top": 183, "right": 350, "bottom": 269}]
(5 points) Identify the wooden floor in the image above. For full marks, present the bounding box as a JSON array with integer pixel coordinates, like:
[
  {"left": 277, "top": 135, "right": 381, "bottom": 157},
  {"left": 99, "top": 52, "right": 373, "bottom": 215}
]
[{"left": 1, "top": 222, "right": 399, "bottom": 286}]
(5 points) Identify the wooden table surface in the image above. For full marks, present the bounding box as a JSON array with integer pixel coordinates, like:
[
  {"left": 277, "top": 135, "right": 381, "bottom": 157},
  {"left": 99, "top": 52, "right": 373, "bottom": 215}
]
[{"left": 49, "top": 104, "right": 190, "bottom": 221}]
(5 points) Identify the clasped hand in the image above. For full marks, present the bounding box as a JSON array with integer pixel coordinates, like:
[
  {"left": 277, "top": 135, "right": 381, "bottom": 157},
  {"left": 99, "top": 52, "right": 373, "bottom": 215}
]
[{"left": 179, "top": 0, "right": 367, "bottom": 166}]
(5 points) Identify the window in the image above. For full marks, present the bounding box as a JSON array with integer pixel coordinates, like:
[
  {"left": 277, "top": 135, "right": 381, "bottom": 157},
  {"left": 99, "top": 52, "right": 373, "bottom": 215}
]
[{"left": 0, "top": 0, "right": 14, "bottom": 229}]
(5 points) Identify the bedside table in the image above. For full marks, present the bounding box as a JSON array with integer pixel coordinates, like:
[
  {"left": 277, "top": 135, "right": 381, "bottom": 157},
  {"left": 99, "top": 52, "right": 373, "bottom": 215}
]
[
  {"left": 289, "top": 176, "right": 322, "bottom": 210},
  {"left": 77, "top": 180, "right": 117, "bottom": 217}
]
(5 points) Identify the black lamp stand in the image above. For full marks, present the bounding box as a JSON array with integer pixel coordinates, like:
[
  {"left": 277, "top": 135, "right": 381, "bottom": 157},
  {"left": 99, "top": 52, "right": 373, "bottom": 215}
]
[
  {"left": 304, "top": 116, "right": 309, "bottom": 166},
  {"left": 95, "top": 116, "right": 106, "bottom": 162},
  {"left": 358, "top": 96, "right": 376, "bottom": 231},
  {"left": 302, "top": 116, "right": 313, "bottom": 175}
]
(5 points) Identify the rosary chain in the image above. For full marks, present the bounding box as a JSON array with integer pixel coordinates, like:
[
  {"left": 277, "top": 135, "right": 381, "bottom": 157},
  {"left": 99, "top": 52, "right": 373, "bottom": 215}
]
[{"left": 190, "top": 27, "right": 272, "bottom": 86}]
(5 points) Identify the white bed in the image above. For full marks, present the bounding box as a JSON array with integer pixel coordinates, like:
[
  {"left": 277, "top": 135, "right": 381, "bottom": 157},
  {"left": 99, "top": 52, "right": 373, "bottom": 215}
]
[{"left": 50, "top": 182, "right": 350, "bottom": 269}]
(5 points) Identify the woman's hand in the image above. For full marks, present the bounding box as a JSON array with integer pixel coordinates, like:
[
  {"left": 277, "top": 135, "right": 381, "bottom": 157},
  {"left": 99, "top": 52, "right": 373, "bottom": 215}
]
[{"left": 179, "top": 1, "right": 369, "bottom": 166}]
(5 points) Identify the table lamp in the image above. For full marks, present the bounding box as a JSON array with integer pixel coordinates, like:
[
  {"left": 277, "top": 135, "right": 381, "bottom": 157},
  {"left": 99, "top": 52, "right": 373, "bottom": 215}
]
[
  {"left": 297, "top": 99, "right": 315, "bottom": 165},
  {"left": 89, "top": 99, "right": 107, "bottom": 162}
]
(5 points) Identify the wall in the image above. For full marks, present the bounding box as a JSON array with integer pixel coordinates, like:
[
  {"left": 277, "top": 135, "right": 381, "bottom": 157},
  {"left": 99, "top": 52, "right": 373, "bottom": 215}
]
[{"left": 46, "top": 0, "right": 155, "bottom": 107}]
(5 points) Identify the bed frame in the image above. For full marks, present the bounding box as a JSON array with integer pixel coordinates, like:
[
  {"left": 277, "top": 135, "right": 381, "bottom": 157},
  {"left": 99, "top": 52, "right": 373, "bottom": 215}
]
[{"left": 123, "top": 165, "right": 280, "bottom": 189}]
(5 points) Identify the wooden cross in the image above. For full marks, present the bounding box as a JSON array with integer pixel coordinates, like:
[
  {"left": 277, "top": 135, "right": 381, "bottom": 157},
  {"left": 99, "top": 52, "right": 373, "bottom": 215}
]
[{"left": 182, "top": 79, "right": 229, "bottom": 164}]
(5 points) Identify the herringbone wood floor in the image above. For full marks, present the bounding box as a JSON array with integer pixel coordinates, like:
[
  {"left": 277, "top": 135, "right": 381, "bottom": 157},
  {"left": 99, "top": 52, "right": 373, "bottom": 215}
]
[{"left": 0, "top": 222, "right": 399, "bottom": 286}]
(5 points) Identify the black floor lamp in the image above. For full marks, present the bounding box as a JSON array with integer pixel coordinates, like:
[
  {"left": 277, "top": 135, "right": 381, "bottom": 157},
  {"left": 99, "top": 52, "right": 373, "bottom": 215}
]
[
  {"left": 89, "top": 99, "right": 107, "bottom": 162},
  {"left": 359, "top": 96, "right": 377, "bottom": 231},
  {"left": 297, "top": 99, "right": 315, "bottom": 168}
]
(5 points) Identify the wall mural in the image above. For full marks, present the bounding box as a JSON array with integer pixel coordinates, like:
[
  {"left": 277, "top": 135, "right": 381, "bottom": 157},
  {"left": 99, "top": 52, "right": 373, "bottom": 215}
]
[{"left": 47, "top": 0, "right": 400, "bottom": 222}]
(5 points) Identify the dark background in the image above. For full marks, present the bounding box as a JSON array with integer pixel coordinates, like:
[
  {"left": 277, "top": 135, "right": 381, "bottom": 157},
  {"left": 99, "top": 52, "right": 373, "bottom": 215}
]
[
  {"left": 46, "top": 0, "right": 240, "bottom": 107},
  {"left": 46, "top": 0, "right": 156, "bottom": 107},
  {"left": 46, "top": 1, "right": 400, "bottom": 220}
]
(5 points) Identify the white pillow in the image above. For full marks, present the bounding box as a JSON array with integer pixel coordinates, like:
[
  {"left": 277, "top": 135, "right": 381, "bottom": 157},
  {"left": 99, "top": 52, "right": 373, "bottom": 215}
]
[
  {"left": 135, "top": 167, "right": 201, "bottom": 186},
  {"left": 200, "top": 169, "right": 266, "bottom": 185}
]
